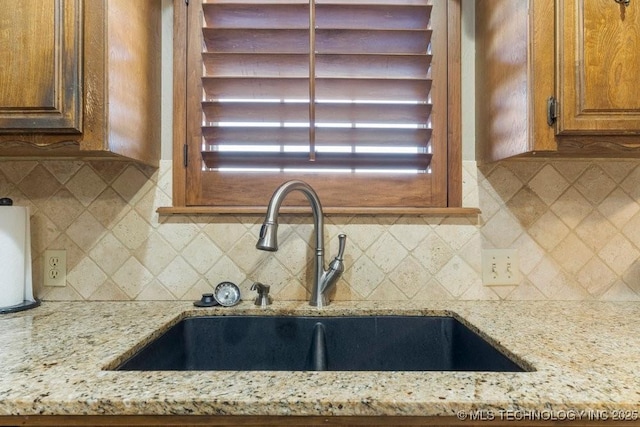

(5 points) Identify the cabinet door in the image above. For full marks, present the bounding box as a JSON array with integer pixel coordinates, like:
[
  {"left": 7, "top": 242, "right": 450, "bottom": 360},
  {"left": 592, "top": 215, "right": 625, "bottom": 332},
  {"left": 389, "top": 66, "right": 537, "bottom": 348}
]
[
  {"left": 556, "top": 0, "right": 640, "bottom": 135},
  {"left": 0, "top": 0, "right": 82, "bottom": 134}
]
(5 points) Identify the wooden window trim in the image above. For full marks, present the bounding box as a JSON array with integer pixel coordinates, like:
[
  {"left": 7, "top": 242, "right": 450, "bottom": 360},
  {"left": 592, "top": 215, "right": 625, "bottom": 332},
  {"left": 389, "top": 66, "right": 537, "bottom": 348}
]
[{"left": 162, "top": 0, "right": 478, "bottom": 216}]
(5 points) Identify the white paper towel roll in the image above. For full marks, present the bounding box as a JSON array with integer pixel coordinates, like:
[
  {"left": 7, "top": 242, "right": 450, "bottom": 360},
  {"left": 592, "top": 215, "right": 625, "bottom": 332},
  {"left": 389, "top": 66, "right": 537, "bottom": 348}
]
[{"left": 0, "top": 206, "right": 34, "bottom": 309}]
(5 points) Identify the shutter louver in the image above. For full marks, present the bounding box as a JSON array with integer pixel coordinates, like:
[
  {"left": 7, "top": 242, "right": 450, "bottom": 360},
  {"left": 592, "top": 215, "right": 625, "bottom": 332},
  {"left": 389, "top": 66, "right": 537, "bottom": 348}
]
[{"left": 200, "top": 0, "right": 433, "bottom": 173}]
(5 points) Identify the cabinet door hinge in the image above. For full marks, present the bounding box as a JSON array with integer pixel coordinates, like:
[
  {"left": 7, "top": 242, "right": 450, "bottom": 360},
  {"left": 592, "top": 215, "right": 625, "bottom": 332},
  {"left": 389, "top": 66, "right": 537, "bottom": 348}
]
[
  {"left": 547, "top": 97, "right": 558, "bottom": 126},
  {"left": 183, "top": 144, "right": 188, "bottom": 167}
]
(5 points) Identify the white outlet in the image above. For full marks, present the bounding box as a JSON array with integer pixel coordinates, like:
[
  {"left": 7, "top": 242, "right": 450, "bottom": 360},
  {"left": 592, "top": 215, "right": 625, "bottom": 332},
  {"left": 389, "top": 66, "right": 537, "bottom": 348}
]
[
  {"left": 482, "top": 249, "right": 520, "bottom": 286},
  {"left": 44, "top": 249, "right": 67, "bottom": 287}
]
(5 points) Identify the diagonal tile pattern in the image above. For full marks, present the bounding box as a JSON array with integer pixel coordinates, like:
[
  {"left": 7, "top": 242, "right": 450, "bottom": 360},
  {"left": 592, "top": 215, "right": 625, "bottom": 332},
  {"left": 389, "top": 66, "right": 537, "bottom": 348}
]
[{"left": 2, "top": 158, "right": 640, "bottom": 302}]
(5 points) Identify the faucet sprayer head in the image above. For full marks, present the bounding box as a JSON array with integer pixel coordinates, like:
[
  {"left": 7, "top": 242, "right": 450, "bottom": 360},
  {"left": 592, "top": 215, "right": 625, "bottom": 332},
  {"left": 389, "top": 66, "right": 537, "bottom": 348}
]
[{"left": 256, "top": 222, "right": 279, "bottom": 251}]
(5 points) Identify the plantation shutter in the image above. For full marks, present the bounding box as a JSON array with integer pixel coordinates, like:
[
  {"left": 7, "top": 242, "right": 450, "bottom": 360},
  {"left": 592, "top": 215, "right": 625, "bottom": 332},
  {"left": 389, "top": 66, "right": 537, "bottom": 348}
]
[{"left": 182, "top": 0, "right": 458, "bottom": 211}]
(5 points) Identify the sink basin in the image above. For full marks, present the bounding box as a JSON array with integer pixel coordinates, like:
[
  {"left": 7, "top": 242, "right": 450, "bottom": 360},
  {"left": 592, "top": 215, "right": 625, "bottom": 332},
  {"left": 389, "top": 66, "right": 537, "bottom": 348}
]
[{"left": 115, "top": 315, "right": 527, "bottom": 372}]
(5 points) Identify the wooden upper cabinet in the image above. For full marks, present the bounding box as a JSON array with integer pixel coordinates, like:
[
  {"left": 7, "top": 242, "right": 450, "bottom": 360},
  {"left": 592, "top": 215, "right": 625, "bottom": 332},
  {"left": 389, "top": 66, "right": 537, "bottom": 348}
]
[
  {"left": 0, "top": 0, "right": 81, "bottom": 133},
  {"left": 0, "top": 0, "right": 161, "bottom": 166},
  {"left": 557, "top": 0, "right": 640, "bottom": 135},
  {"left": 476, "top": 0, "right": 640, "bottom": 163}
]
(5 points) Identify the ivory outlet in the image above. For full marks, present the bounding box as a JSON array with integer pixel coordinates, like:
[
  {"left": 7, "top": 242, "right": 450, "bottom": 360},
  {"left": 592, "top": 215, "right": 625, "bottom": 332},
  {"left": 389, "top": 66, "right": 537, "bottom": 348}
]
[
  {"left": 44, "top": 249, "right": 67, "bottom": 287},
  {"left": 482, "top": 249, "right": 520, "bottom": 286}
]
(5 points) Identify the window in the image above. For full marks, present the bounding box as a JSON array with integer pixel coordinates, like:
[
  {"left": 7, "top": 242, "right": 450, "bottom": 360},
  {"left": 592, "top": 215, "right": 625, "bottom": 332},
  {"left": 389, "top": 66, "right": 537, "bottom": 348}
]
[{"left": 171, "top": 0, "right": 461, "bottom": 213}]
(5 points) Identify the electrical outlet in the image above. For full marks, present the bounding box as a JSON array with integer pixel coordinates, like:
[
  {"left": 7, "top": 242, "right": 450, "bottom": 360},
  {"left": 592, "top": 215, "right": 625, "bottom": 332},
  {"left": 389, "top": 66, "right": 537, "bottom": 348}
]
[
  {"left": 44, "top": 249, "right": 67, "bottom": 287},
  {"left": 482, "top": 249, "right": 520, "bottom": 286}
]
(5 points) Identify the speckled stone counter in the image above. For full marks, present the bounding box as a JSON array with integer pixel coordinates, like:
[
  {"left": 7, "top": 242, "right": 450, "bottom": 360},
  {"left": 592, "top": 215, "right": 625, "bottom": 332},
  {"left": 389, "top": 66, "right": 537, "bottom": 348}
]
[{"left": 0, "top": 300, "right": 639, "bottom": 418}]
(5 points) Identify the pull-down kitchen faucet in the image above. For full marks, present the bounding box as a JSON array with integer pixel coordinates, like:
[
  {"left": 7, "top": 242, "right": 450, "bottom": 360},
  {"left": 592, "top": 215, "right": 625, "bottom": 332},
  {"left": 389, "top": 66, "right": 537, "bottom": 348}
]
[{"left": 256, "top": 180, "right": 346, "bottom": 308}]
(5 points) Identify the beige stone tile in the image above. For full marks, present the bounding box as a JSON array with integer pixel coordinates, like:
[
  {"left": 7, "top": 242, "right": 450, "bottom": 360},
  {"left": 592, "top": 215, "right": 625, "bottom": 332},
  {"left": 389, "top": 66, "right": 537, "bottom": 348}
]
[
  {"left": 505, "top": 280, "right": 546, "bottom": 301},
  {"left": 134, "top": 232, "right": 177, "bottom": 276},
  {"left": 550, "top": 187, "right": 594, "bottom": 229},
  {"left": 620, "top": 164, "right": 640, "bottom": 200},
  {"left": 274, "top": 231, "right": 313, "bottom": 276},
  {"left": 412, "top": 233, "right": 454, "bottom": 276},
  {"left": 181, "top": 279, "right": 216, "bottom": 302},
  {"left": 435, "top": 256, "right": 478, "bottom": 298},
  {"left": 182, "top": 233, "right": 224, "bottom": 274},
  {"left": 66, "top": 165, "right": 107, "bottom": 207},
  {"left": 135, "top": 279, "right": 176, "bottom": 300},
  {"left": 600, "top": 161, "right": 637, "bottom": 183},
  {"left": 435, "top": 217, "right": 478, "bottom": 251},
  {"left": 41, "top": 188, "right": 84, "bottom": 231},
  {"left": 30, "top": 212, "right": 62, "bottom": 254},
  {"left": 388, "top": 218, "right": 431, "bottom": 251},
  {"left": 549, "top": 160, "right": 589, "bottom": 183},
  {"left": 204, "top": 255, "right": 247, "bottom": 289},
  {"left": 112, "top": 257, "right": 155, "bottom": 299},
  {"left": 367, "top": 281, "right": 409, "bottom": 301},
  {"left": 411, "top": 278, "right": 455, "bottom": 300},
  {"left": 40, "top": 284, "right": 84, "bottom": 301},
  {"left": 67, "top": 257, "right": 108, "bottom": 299},
  {"left": 551, "top": 233, "right": 593, "bottom": 275},
  {"left": 481, "top": 209, "right": 524, "bottom": 248},
  {"left": 89, "top": 233, "right": 130, "bottom": 276},
  {"left": 506, "top": 186, "right": 547, "bottom": 228},
  {"left": 0, "top": 161, "right": 38, "bottom": 183},
  {"left": 368, "top": 232, "right": 408, "bottom": 274},
  {"left": 600, "top": 280, "right": 640, "bottom": 301},
  {"left": 112, "top": 164, "right": 153, "bottom": 204},
  {"left": 511, "top": 233, "right": 545, "bottom": 276},
  {"left": 342, "top": 217, "right": 386, "bottom": 251},
  {"left": 157, "top": 215, "right": 204, "bottom": 251},
  {"left": 202, "top": 220, "right": 248, "bottom": 252},
  {"left": 228, "top": 233, "right": 265, "bottom": 273},
  {"left": 598, "top": 233, "right": 639, "bottom": 276},
  {"left": 526, "top": 257, "right": 564, "bottom": 299},
  {"left": 157, "top": 256, "right": 200, "bottom": 299},
  {"left": 575, "top": 164, "right": 617, "bottom": 204},
  {"left": 597, "top": 188, "right": 640, "bottom": 229},
  {"left": 503, "top": 159, "right": 545, "bottom": 183},
  {"left": 528, "top": 211, "right": 570, "bottom": 252},
  {"left": 17, "top": 165, "right": 62, "bottom": 203},
  {"left": 88, "top": 280, "right": 130, "bottom": 301},
  {"left": 134, "top": 185, "right": 172, "bottom": 227},
  {"left": 575, "top": 211, "right": 617, "bottom": 252},
  {"left": 344, "top": 254, "right": 385, "bottom": 298},
  {"left": 65, "top": 211, "right": 106, "bottom": 252},
  {"left": 528, "top": 164, "right": 570, "bottom": 206},
  {"left": 87, "top": 187, "right": 130, "bottom": 228},
  {"left": 456, "top": 234, "right": 483, "bottom": 274},
  {"left": 389, "top": 256, "right": 431, "bottom": 299},
  {"left": 483, "top": 164, "right": 523, "bottom": 203},
  {"left": 277, "top": 280, "right": 308, "bottom": 301},
  {"left": 88, "top": 161, "right": 129, "bottom": 184},
  {"left": 576, "top": 257, "right": 616, "bottom": 298},
  {"left": 112, "top": 209, "right": 152, "bottom": 251},
  {"left": 459, "top": 283, "right": 499, "bottom": 300},
  {"left": 41, "top": 160, "right": 84, "bottom": 184}
]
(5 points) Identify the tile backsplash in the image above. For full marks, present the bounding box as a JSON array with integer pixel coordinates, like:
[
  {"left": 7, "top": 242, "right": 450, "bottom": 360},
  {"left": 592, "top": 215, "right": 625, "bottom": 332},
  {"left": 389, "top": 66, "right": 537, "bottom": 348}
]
[{"left": 2, "top": 159, "right": 640, "bottom": 302}]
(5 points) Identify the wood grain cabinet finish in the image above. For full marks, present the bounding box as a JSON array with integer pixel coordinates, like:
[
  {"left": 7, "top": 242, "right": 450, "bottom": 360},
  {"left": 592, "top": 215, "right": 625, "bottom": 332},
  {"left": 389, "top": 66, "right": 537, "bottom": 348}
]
[
  {"left": 0, "top": 0, "right": 82, "bottom": 133},
  {"left": 0, "top": 0, "right": 161, "bottom": 166},
  {"left": 476, "top": 0, "right": 640, "bottom": 162}
]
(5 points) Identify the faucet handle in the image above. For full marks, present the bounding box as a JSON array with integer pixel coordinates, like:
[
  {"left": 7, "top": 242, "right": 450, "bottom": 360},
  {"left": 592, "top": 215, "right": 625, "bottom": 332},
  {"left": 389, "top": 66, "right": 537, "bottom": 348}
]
[
  {"left": 251, "top": 282, "right": 272, "bottom": 307},
  {"left": 335, "top": 233, "right": 347, "bottom": 261}
]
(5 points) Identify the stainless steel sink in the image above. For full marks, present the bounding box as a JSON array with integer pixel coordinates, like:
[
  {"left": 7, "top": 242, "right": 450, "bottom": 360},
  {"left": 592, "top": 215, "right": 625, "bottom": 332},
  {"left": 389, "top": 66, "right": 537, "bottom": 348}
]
[{"left": 115, "top": 315, "right": 527, "bottom": 372}]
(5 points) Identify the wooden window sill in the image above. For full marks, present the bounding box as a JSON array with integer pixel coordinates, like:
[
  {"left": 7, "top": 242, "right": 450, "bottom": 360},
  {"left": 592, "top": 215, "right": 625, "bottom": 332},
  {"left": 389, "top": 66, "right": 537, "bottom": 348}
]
[{"left": 156, "top": 206, "right": 481, "bottom": 217}]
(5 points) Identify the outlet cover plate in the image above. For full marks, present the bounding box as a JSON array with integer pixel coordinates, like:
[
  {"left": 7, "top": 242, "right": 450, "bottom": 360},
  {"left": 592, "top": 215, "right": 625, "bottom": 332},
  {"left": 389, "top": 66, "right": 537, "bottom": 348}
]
[
  {"left": 482, "top": 249, "right": 520, "bottom": 286},
  {"left": 44, "top": 249, "right": 67, "bottom": 287}
]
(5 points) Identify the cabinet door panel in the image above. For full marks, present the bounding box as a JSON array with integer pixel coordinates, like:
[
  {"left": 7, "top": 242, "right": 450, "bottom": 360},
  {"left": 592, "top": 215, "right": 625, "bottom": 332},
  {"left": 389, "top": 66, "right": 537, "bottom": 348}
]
[
  {"left": 557, "top": 0, "right": 640, "bottom": 135},
  {"left": 0, "top": 0, "right": 82, "bottom": 134}
]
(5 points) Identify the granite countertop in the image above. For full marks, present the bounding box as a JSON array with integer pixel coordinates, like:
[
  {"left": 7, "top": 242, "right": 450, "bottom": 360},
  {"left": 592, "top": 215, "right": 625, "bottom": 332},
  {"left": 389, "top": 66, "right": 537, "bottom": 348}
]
[{"left": 0, "top": 300, "right": 639, "bottom": 418}]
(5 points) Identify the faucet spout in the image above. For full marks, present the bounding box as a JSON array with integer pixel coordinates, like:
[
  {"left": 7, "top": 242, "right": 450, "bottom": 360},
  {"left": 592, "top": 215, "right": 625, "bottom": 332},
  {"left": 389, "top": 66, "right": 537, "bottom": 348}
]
[{"left": 256, "top": 180, "right": 346, "bottom": 308}]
